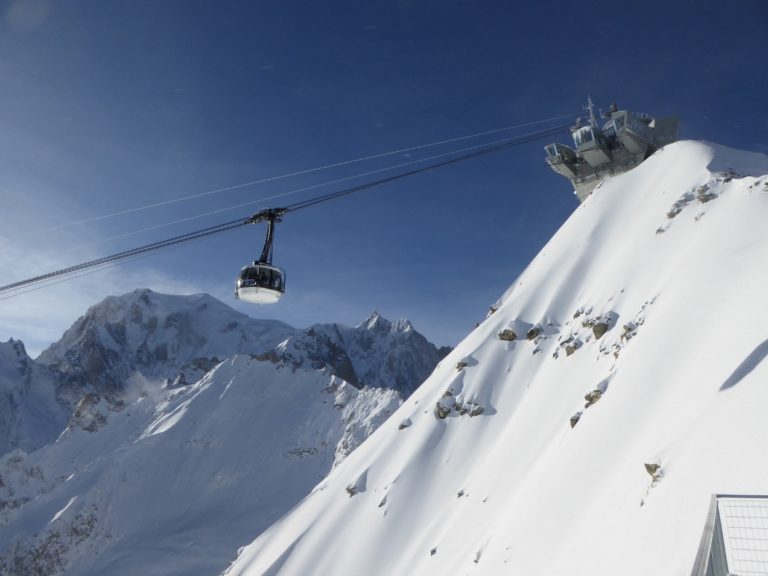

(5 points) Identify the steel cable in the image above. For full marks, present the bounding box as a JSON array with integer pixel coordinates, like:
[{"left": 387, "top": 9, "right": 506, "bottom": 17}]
[{"left": 0, "top": 121, "right": 571, "bottom": 297}]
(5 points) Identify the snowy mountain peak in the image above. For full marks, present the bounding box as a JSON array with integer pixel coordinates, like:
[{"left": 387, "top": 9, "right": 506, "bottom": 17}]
[
  {"left": 391, "top": 318, "right": 414, "bottom": 333},
  {"left": 37, "top": 289, "right": 296, "bottom": 393},
  {"left": 0, "top": 340, "right": 34, "bottom": 405},
  {"left": 360, "top": 310, "right": 387, "bottom": 331},
  {"left": 224, "top": 141, "right": 768, "bottom": 576},
  {"left": 270, "top": 313, "right": 447, "bottom": 395},
  {"left": 0, "top": 338, "right": 30, "bottom": 371},
  {"left": 360, "top": 311, "right": 413, "bottom": 334},
  {"left": 30, "top": 289, "right": 446, "bottom": 399}
]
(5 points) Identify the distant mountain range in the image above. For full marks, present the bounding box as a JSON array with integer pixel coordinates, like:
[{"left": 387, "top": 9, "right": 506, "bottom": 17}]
[{"left": 0, "top": 289, "right": 448, "bottom": 575}]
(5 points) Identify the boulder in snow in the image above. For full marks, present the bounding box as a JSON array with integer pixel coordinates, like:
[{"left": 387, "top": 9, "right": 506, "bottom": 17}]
[
  {"left": 526, "top": 325, "right": 542, "bottom": 340},
  {"left": 564, "top": 340, "right": 581, "bottom": 356},
  {"left": 497, "top": 329, "right": 517, "bottom": 342},
  {"left": 68, "top": 393, "right": 108, "bottom": 433},
  {"left": 346, "top": 470, "right": 368, "bottom": 497},
  {"left": 584, "top": 389, "right": 602, "bottom": 408},
  {"left": 696, "top": 184, "right": 718, "bottom": 203},
  {"left": 581, "top": 311, "right": 618, "bottom": 340},
  {"left": 435, "top": 395, "right": 456, "bottom": 419},
  {"left": 644, "top": 462, "right": 662, "bottom": 481},
  {"left": 569, "top": 411, "right": 583, "bottom": 428},
  {"left": 591, "top": 322, "right": 609, "bottom": 340},
  {"left": 457, "top": 401, "right": 485, "bottom": 417}
]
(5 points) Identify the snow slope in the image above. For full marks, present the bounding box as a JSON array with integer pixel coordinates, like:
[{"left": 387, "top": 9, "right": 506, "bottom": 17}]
[
  {"left": 0, "top": 358, "right": 400, "bottom": 576},
  {"left": 34, "top": 289, "right": 445, "bottom": 399},
  {"left": 225, "top": 141, "right": 768, "bottom": 576}
]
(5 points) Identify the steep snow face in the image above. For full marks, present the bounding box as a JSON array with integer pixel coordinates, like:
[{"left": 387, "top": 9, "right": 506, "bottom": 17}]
[
  {"left": 37, "top": 289, "right": 297, "bottom": 393},
  {"left": 272, "top": 311, "right": 449, "bottom": 396},
  {"left": 0, "top": 356, "right": 400, "bottom": 576},
  {"left": 0, "top": 339, "right": 67, "bottom": 455},
  {"left": 225, "top": 141, "right": 768, "bottom": 576}
]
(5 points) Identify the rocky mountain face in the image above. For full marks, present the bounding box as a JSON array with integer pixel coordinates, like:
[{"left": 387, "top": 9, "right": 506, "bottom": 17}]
[
  {"left": 0, "top": 289, "right": 448, "bottom": 575},
  {"left": 0, "top": 288, "right": 447, "bottom": 456},
  {"left": 0, "top": 339, "right": 67, "bottom": 456},
  {"left": 34, "top": 289, "right": 448, "bottom": 400},
  {"left": 269, "top": 311, "right": 451, "bottom": 396},
  {"left": 36, "top": 289, "right": 296, "bottom": 396}
]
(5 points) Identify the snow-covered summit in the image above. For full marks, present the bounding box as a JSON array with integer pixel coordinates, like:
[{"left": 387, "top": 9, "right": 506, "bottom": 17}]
[
  {"left": 1, "top": 289, "right": 445, "bottom": 459},
  {"left": 0, "top": 339, "right": 32, "bottom": 387},
  {"left": 35, "top": 290, "right": 444, "bottom": 398},
  {"left": 359, "top": 310, "right": 413, "bottom": 334},
  {"left": 225, "top": 141, "right": 768, "bottom": 576},
  {"left": 273, "top": 311, "right": 448, "bottom": 395},
  {"left": 37, "top": 288, "right": 296, "bottom": 392}
]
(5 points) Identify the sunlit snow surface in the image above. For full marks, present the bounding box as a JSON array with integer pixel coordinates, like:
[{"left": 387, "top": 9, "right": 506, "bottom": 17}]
[
  {"left": 226, "top": 141, "right": 768, "bottom": 576},
  {"left": 0, "top": 358, "right": 400, "bottom": 575}
]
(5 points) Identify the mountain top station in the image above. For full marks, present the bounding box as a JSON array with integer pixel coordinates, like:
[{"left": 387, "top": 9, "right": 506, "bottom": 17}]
[{"left": 545, "top": 98, "right": 679, "bottom": 201}]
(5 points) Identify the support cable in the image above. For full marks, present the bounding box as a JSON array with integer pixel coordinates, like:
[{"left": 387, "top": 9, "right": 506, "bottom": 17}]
[
  {"left": 10, "top": 112, "right": 576, "bottom": 240},
  {"left": 53, "top": 124, "right": 573, "bottom": 256},
  {"left": 0, "top": 121, "right": 571, "bottom": 297}
]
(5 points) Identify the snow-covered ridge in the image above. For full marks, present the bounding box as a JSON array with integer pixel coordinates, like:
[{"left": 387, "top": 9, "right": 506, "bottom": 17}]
[
  {"left": 272, "top": 310, "right": 448, "bottom": 395},
  {"left": 34, "top": 289, "right": 446, "bottom": 398},
  {"left": 224, "top": 141, "right": 768, "bottom": 576},
  {"left": 1, "top": 289, "right": 446, "bottom": 458}
]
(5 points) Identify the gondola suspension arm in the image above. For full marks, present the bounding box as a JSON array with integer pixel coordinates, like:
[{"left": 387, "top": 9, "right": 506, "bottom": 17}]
[{"left": 245, "top": 208, "right": 287, "bottom": 265}]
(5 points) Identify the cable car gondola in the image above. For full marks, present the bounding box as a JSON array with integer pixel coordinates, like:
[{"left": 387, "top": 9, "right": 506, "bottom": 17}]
[{"left": 235, "top": 209, "right": 286, "bottom": 304}]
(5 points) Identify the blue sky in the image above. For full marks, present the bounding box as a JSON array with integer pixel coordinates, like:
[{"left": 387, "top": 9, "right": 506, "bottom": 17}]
[{"left": 1, "top": 0, "right": 766, "bottom": 355}]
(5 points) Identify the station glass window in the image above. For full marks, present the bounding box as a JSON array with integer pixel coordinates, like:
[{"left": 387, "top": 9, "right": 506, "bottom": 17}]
[{"left": 573, "top": 127, "right": 595, "bottom": 147}]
